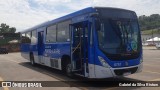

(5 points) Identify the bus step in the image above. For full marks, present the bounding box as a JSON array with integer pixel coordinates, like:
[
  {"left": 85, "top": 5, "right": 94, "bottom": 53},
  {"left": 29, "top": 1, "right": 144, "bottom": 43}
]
[
  {"left": 72, "top": 69, "right": 82, "bottom": 72},
  {"left": 74, "top": 73, "right": 84, "bottom": 77}
]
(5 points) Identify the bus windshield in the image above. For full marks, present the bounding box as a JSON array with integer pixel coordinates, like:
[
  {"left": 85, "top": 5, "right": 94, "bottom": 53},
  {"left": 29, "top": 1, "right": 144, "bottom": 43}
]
[{"left": 97, "top": 18, "right": 141, "bottom": 60}]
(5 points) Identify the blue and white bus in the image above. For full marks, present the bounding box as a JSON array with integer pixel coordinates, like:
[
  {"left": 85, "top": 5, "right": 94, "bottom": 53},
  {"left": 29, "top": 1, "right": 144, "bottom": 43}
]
[{"left": 21, "top": 7, "right": 143, "bottom": 78}]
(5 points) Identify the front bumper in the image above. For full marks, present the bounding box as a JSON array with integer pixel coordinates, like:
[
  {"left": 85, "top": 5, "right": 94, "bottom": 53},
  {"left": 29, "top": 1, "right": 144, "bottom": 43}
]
[
  {"left": 110, "top": 63, "right": 143, "bottom": 77},
  {"left": 93, "top": 63, "right": 143, "bottom": 78}
]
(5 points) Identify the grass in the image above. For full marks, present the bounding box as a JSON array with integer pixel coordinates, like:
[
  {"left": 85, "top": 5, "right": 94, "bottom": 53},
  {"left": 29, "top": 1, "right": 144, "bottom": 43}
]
[{"left": 141, "top": 29, "right": 160, "bottom": 35}]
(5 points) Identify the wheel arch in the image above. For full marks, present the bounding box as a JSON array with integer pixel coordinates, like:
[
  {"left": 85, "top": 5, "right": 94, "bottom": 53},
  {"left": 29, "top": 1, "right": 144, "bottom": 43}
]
[{"left": 61, "top": 55, "right": 71, "bottom": 71}]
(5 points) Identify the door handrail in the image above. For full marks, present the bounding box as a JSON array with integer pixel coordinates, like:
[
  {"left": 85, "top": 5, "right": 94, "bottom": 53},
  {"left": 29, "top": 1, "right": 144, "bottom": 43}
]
[{"left": 72, "top": 42, "right": 81, "bottom": 54}]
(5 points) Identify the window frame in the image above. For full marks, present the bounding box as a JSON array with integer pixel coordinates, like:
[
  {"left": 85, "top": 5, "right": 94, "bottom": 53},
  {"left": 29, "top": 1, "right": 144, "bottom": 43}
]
[
  {"left": 26, "top": 31, "right": 31, "bottom": 39},
  {"left": 31, "top": 30, "right": 37, "bottom": 44},
  {"left": 21, "top": 32, "right": 31, "bottom": 44},
  {"left": 57, "top": 20, "right": 71, "bottom": 42},
  {"left": 46, "top": 24, "right": 57, "bottom": 43}
]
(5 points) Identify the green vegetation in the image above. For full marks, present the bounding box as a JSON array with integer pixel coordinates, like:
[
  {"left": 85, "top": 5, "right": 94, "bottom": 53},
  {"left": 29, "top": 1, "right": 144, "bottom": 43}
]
[
  {"left": 0, "top": 23, "right": 20, "bottom": 45},
  {"left": 138, "top": 14, "right": 160, "bottom": 33},
  {"left": 141, "top": 29, "right": 160, "bottom": 35},
  {"left": 0, "top": 23, "right": 16, "bottom": 33},
  {"left": 0, "top": 37, "right": 19, "bottom": 45}
]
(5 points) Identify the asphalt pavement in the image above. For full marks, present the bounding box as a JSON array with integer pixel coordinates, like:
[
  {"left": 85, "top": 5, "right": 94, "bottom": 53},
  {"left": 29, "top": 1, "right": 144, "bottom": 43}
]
[{"left": 0, "top": 48, "right": 160, "bottom": 90}]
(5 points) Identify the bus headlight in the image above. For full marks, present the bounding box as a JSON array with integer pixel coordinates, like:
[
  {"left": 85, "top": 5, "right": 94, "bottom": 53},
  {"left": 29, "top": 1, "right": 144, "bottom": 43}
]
[
  {"left": 98, "top": 56, "right": 110, "bottom": 68},
  {"left": 139, "top": 52, "right": 143, "bottom": 63},
  {"left": 140, "top": 55, "right": 143, "bottom": 63}
]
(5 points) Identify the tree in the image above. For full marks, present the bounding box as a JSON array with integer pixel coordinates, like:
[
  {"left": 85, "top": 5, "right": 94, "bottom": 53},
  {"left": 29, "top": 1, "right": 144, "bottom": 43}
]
[
  {"left": 0, "top": 23, "right": 16, "bottom": 33},
  {"left": 9, "top": 27, "right": 16, "bottom": 33},
  {"left": 138, "top": 14, "right": 160, "bottom": 31}
]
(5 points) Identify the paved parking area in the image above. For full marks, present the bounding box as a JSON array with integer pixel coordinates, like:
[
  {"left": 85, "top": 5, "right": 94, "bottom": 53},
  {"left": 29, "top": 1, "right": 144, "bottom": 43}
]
[{"left": 0, "top": 48, "right": 160, "bottom": 90}]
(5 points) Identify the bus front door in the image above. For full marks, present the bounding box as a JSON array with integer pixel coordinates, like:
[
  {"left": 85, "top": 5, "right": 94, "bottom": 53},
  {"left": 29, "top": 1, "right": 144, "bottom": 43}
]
[
  {"left": 38, "top": 31, "right": 45, "bottom": 64},
  {"left": 70, "top": 21, "right": 90, "bottom": 77}
]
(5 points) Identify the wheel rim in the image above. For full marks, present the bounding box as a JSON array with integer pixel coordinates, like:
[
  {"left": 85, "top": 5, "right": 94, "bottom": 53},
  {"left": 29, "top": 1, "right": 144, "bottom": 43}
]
[
  {"left": 31, "top": 60, "right": 34, "bottom": 65},
  {"left": 66, "top": 64, "right": 72, "bottom": 76},
  {"left": 31, "top": 56, "right": 34, "bottom": 65}
]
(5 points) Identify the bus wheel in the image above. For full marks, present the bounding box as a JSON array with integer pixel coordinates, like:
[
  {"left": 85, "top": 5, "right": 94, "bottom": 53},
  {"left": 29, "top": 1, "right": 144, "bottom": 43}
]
[
  {"left": 66, "top": 63, "right": 73, "bottom": 77},
  {"left": 30, "top": 54, "right": 35, "bottom": 66}
]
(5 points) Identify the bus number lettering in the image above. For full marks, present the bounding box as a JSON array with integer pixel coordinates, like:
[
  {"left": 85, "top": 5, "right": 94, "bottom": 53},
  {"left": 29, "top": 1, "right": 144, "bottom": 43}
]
[{"left": 114, "top": 63, "right": 121, "bottom": 67}]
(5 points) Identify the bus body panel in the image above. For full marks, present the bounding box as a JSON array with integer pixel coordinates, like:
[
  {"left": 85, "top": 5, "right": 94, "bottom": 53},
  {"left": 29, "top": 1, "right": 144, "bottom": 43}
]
[
  {"left": 94, "top": 47, "right": 142, "bottom": 68},
  {"left": 44, "top": 43, "right": 70, "bottom": 69},
  {"left": 20, "top": 7, "right": 142, "bottom": 78},
  {"left": 93, "top": 63, "right": 143, "bottom": 78}
]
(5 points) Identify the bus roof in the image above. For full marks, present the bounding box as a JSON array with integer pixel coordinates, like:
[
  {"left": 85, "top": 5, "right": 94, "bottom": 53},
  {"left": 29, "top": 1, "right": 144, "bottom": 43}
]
[{"left": 21, "top": 7, "right": 135, "bottom": 33}]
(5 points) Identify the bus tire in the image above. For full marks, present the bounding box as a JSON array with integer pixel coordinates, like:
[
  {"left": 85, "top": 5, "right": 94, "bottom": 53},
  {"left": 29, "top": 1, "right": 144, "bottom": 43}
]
[
  {"left": 66, "top": 63, "right": 73, "bottom": 77},
  {"left": 30, "top": 53, "right": 36, "bottom": 66},
  {"left": 61, "top": 55, "right": 70, "bottom": 71}
]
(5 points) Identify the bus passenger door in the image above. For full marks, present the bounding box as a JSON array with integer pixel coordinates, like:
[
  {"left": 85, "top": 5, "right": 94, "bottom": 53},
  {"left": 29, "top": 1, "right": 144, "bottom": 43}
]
[
  {"left": 70, "top": 21, "right": 90, "bottom": 77},
  {"left": 38, "top": 31, "right": 45, "bottom": 64}
]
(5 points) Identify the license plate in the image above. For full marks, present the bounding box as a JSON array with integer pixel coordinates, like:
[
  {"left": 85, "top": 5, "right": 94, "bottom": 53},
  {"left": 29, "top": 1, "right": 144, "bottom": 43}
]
[{"left": 123, "top": 72, "right": 131, "bottom": 76}]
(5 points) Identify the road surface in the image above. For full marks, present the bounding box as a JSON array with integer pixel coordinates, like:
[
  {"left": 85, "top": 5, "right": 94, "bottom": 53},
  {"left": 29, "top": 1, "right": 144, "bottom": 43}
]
[{"left": 0, "top": 49, "right": 160, "bottom": 90}]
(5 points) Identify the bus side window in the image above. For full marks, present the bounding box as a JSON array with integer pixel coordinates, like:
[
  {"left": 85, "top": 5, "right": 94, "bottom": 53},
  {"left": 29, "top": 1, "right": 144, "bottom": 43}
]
[
  {"left": 21, "top": 32, "right": 31, "bottom": 44},
  {"left": 57, "top": 20, "right": 71, "bottom": 42},
  {"left": 26, "top": 32, "right": 31, "bottom": 43},
  {"left": 31, "top": 30, "right": 37, "bottom": 44},
  {"left": 21, "top": 33, "right": 26, "bottom": 43},
  {"left": 46, "top": 25, "right": 57, "bottom": 43}
]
